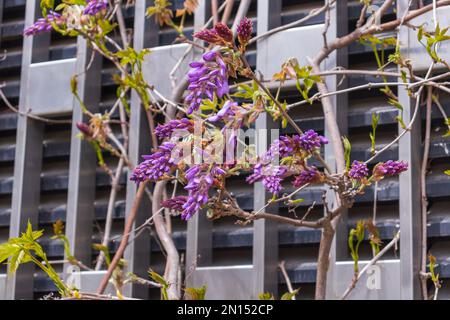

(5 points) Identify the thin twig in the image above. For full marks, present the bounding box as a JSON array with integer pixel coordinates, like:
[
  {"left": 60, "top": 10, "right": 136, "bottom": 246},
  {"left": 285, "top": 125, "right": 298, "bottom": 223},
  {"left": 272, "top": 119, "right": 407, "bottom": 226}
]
[
  {"left": 211, "top": 0, "right": 219, "bottom": 25},
  {"left": 420, "top": 86, "right": 433, "bottom": 299},
  {"left": 341, "top": 231, "right": 401, "bottom": 300},
  {"left": 221, "top": 0, "right": 235, "bottom": 24},
  {"left": 0, "top": 88, "right": 72, "bottom": 124},
  {"left": 279, "top": 261, "right": 295, "bottom": 300},
  {"left": 249, "top": 1, "right": 336, "bottom": 45},
  {"left": 97, "top": 182, "right": 148, "bottom": 294}
]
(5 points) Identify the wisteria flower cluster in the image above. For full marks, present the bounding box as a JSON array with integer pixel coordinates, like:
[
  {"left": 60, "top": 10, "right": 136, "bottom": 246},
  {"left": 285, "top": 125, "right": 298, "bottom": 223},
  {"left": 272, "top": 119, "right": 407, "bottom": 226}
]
[
  {"left": 185, "top": 51, "right": 229, "bottom": 114},
  {"left": 155, "top": 118, "right": 194, "bottom": 139},
  {"left": 23, "top": 1, "right": 109, "bottom": 37},
  {"left": 130, "top": 142, "right": 176, "bottom": 183},
  {"left": 194, "top": 17, "right": 253, "bottom": 48},
  {"left": 194, "top": 23, "right": 233, "bottom": 46},
  {"left": 293, "top": 167, "right": 321, "bottom": 188},
  {"left": 161, "top": 196, "right": 189, "bottom": 213},
  {"left": 83, "top": 0, "right": 108, "bottom": 15},
  {"left": 347, "top": 160, "right": 408, "bottom": 182},
  {"left": 373, "top": 160, "right": 408, "bottom": 180},
  {"left": 180, "top": 165, "right": 226, "bottom": 220},
  {"left": 161, "top": 165, "right": 226, "bottom": 220},
  {"left": 246, "top": 131, "right": 328, "bottom": 195},
  {"left": 23, "top": 11, "right": 64, "bottom": 36},
  {"left": 269, "top": 130, "right": 328, "bottom": 158},
  {"left": 348, "top": 161, "right": 369, "bottom": 180},
  {"left": 236, "top": 17, "right": 253, "bottom": 46}
]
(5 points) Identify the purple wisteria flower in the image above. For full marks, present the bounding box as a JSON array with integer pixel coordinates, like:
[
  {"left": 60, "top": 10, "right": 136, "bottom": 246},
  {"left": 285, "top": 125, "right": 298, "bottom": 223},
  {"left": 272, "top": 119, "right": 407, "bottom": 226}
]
[
  {"left": 130, "top": 142, "right": 176, "bottom": 183},
  {"left": 214, "top": 23, "right": 233, "bottom": 43},
  {"left": 207, "top": 100, "right": 237, "bottom": 122},
  {"left": 237, "top": 17, "right": 253, "bottom": 45},
  {"left": 181, "top": 165, "right": 226, "bottom": 220},
  {"left": 246, "top": 165, "right": 288, "bottom": 194},
  {"left": 23, "top": 12, "right": 63, "bottom": 36},
  {"left": 268, "top": 132, "right": 326, "bottom": 159},
  {"left": 246, "top": 163, "right": 264, "bottom": 184},
  {"left": 161, "top": 196, "right": 188, "bottom": 213},
  {"left": 348, "top": 161, "right": 369, "bottom": 180},
  {"left": 84, "top": 0, "right": 108, "bottom": 15},
  {"left": 298, "top": 130, "right": 328, "bottom": 152},
  {"left": 373, "top": 160, "right": 408, "bottom": 180},
  {"left": 155, "top": 118, "right": 193, "bottom": 139},
  {"left": 270, "top": 135, "right": 301, "bottom": 158},
  {"left": 194, "top": 22, "right": 233, "bottom": 45},
  {"left": 185, "top": 51, "right": 229, "bottom": 114},
  {"left": 293, "top": 167, "right": 320, "bottom": 188},
  {"left": 262, "top": 166, "right": 287, "bottom": 194},
  {"left": 76, "top": 122, "right": 92, "bottom": 137}
]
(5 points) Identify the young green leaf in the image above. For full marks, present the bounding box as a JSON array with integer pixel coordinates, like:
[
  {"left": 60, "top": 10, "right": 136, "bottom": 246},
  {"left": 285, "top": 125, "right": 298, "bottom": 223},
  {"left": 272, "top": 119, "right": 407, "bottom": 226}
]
[
  {"left": 280, "top": 288, "right": 300, "bottom": 300},
  {"left": 342, "top": 136, "right": 352, "bottom": 171},
  {"left": 258, "top": 292, "right": 274, "bottom": 300},
  {"left": 370, "top": 113, "right": 380, "bottom": 155},
  {"left": 184, "top": 285, "right": 207, "bottom": 300}
]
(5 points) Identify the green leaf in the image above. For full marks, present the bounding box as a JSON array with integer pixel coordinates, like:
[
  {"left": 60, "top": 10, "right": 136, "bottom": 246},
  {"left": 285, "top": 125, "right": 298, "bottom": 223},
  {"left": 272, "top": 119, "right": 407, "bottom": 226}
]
[
  {"left": 348, "top": 221, "right": 366, "bottom": 274},
  {"left": 149, "top": 269, "right": 169, "bottom": 300},
  {"left": 41, "top": 0, "right": 54, "bottom": 9},
  {"left": 55, "top": 3, "right": 67, "bottom": 11},
  {"left": 388, "top": 98, "right": 403, "bottom": 111},
  {"left": 396, "top": 115, "right": 407, "bottom": 129},
  {"left": 70, "top": 76, "right": 78, "bottom": 95},
  {"left": 63, "top": 0, "right": 87, "bottom": 5},
  {"left": 417, "top": 25, "right": 424, "bottom": 42},
  {"left": 342, "top": 136, "right": 351, "bottom": 171},
  {"left": 370, "top": 113, "right": 380, "bottom": 154},
  {"left": 185, "top": 285, "right": 207, "bottom": 300},
  {"left": 281, "top": 288, "right": 300, "bottom": 300},
  {"left": 258, "top": 292, "right": 274, "bottom": 300},
  {"left": 290, "top": 198, "right": 304, "bottom": 205},
  {"left": 92, "top": 243, "right": 111, "bottom": 267},
  {"left": 428, "top": 253, "right": 440, "bottom": 284},
  {"left": 0, "top": 243, "right": 20, "bottom": 264},
  {"left": 97, "top": 20, "right": 117, "bottom": 35}
]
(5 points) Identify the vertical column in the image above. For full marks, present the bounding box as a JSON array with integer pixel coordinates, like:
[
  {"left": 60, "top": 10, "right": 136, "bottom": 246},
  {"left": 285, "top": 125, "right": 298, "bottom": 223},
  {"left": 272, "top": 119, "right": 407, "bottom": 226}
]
[
  {"left": 186, "top": 0, "right": 214, "bottom": 270},
  {"left": 253, "top": 0, "right": 280, "bottom": 298},
  {"left": 65, "top": 38, "right": 102, "bottom": 272},
  {"left": 0, "top": 0, "right": 3, "bottom": 44},
  {"left": 324, "top": 0, "right": 348, "bottom": 298},
  {"left": 6, "top": 0, "right": 50, "bottom": 300},
  {"left": 397, "top": 0, "right": 422, "bottom": 300},
  {"left": 123, "top": 0, "right": 158, "bottom": 298}
]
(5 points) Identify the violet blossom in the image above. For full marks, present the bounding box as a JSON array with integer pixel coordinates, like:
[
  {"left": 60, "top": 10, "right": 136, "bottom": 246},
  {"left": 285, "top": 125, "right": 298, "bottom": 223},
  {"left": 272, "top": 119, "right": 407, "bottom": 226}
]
[
  {"left": 298, "top": 130, "right": 328, "bottom": 152},
  {"left": 155, "top": 118, "right": 193, "bottom": 139},
  {"left": 130, "top": 142, "right": 176, "bottom": 183},
  {"left": 262, "top": 166, "right": 287, "bottom": 194},
  {"left": 207, "top": 100, "right": 237, "bottom": 122},
  {"left": 237, "top": 17, "right": 253, "bottom": 45},
  {"left": 214, "top": 23, "right": 233, "bottom": 43},
  {"left": 293, "top": 167, "right": 320, "bottom": 188},
  {"left": 246, "top": 165, "right": 288, "bottom": 195},
  {"left": 83, "top": 0, "right": 108, "bottom": 15},
  {"left": 185, "top": 51, "right": 229, "bottom": 114},
  {"left": 195, "top": 22, "right": 233, "bottom": 45},
  {"left": 348, "top": 161, "right": 369, "bottom": 180},
  {"left": 161, "top": 196, "right": 188, "bottom": 213},
  {"left": 373, "top": 160, "right": 408, "bottom": 180},
  {"left": 181, "top": 165, "right": 226, "bottom": 220},
  {"left": 23, "top": 12, "right": 64, "bottom": 36},
  {"left": 270, "top": 135, "right": 300, "bottom": 158}
]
